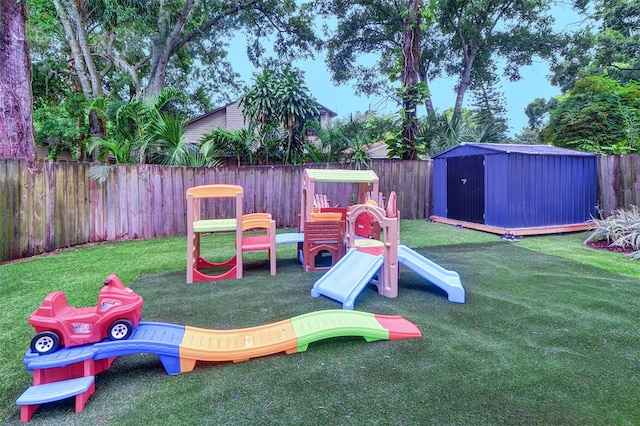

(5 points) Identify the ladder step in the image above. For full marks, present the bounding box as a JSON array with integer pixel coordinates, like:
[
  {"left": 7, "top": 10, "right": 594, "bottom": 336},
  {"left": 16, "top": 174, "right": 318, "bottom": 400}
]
[{"left": 17, "top": 376, "right": 95, "bottom": 405}]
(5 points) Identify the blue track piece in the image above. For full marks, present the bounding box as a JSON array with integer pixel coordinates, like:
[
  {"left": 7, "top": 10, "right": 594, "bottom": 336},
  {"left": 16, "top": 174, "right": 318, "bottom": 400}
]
[
  {"left": 23, "top": 344, "right": 97, "bottom": 371},
  {"left": 23, "top": 322, "right": 186, "bottom": 375},
  {"left": 16, "top": 376, "right": 95, "bottom": 406},
  {"left": 93, "top": 322, "right": 185, "bottom": 374}
]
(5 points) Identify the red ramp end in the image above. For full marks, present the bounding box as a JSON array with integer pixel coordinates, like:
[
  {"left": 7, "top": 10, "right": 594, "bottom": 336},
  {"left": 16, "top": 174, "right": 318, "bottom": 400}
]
[{"left": 374, "top": 315, "right": 422, "bottom": 340}]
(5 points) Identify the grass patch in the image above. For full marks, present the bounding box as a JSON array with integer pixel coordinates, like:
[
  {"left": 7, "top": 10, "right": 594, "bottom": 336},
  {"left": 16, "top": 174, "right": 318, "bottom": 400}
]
[{"left": 1, "top": 221, "right": 639, "bottom": 424}]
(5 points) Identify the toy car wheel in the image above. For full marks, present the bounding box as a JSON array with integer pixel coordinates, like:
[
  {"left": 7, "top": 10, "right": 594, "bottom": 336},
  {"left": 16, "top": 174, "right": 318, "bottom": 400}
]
[
  {"left": 108, "top": 320, "right": 133, "bottom": 341},
  {"left": 30, "top": 332, "right": 60, "bottom": 354}
]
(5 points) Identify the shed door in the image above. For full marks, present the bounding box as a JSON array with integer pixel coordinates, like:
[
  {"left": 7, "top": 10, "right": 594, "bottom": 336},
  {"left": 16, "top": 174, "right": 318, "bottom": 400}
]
[{"left": 446, "top": 155, "right": 485, "bottom": 223}]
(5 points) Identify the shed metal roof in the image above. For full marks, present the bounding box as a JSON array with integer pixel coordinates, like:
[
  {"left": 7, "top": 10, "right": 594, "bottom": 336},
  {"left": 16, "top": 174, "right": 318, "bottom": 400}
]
[{"left": 433, "top": 143, "right": 597, "bottom": 158}]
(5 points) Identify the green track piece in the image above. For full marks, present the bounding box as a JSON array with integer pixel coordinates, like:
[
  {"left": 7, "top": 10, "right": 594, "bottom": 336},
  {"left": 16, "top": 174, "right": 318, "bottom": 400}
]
[{"left": 290, "top": 310, "right": 389, "bottom": 353}]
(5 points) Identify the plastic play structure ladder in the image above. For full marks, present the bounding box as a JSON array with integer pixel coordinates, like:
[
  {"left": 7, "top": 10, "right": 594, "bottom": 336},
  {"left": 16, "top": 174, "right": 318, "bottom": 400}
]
[{"left": 186, "top": 184, "right": 276, "bottom": 283}]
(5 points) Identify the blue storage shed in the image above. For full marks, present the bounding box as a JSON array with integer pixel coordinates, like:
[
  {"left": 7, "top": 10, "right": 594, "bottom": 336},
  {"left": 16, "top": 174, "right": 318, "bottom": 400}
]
[{"left": 431, "top": 143, "right": 598, "bottom": 235}]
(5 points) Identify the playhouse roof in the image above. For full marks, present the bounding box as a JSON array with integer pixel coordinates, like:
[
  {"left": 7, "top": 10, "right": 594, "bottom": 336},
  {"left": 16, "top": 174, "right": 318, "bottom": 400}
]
[{"left": 433, "top": 143, "right": 597, "bottom": 158}]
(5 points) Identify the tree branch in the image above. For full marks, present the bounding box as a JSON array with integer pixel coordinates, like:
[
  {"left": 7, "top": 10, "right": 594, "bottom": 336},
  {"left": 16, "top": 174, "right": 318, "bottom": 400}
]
[{"left": 171, "top": 0, "right": 262, "bottom": 55}]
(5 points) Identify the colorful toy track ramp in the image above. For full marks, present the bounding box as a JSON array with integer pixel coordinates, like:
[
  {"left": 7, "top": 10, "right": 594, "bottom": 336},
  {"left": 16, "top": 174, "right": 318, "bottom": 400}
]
[
  {"left": 398, "top": 245, "right": 465, "bottom": 303},
  {"left": 19, "top": 311, "right": 420, "bottom": 421},
  {"left": 311, "top": 248, "right": 384, "bottom": 310}
]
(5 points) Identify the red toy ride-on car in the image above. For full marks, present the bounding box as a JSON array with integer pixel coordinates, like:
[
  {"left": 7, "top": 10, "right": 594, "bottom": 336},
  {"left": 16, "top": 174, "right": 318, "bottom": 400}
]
[{"left": 28, "top": 274, "right": 144, "bottom": 355}]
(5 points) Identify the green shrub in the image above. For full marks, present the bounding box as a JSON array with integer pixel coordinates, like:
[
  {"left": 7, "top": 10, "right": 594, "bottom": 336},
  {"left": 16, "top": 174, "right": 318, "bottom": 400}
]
[{"left": 585, "top": 206, "right": 640, "bottom": 259}]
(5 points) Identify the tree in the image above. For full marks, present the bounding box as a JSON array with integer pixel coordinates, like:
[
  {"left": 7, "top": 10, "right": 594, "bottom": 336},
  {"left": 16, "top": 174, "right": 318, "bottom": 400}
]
[
  {"left": 239, "top": 67, "right": 319, "bottom": 164},
  {"left": 542, "top": 76, "right": 640, "bottom": 153},
  {"left": 400, "top": 0, "right": 424, "bottom": 159},
  {"left": 275, "top": 68, "right": 320, "bottom": 163},
  {"left": 317, "top": 0, "right": 560, "bottom": 133},
  {"left": 0, "top": 0, "right": 37, "bottom": 166},
  {"left": 470, "top": 80, "right": 509, "bottom": 138},
  {"left": 524, "top": 98, "right": 558, "bottom": 130},
  {"left": 44, "top": 1, "right": 320, "bottom": 102},
  {"left": 437, "top": 0, "right": 558, "bottom": 122},
  {"left": 551, "top": 0, "right": 640, "bottom": 91},
  {"left": 238, "top": 69, "right": 279, "bottom": 127}
]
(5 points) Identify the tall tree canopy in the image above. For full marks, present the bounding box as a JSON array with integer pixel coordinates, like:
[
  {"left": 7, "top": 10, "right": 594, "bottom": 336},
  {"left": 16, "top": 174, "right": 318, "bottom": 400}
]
[
  {"left": 550, "top": 0, "right": 640, "bottom": 92},
  {"left": 0, "top": 0, "right": 37, "bottom": 165},
  {"left": 27, "top": 0, "right": 321, "bottom": 155},
  {"left": 32, "top": 0, "right": 320, "bottom": 108},
  {"left": 316, "top": 0, "right": 559, "bottom": 125},
  {"left": 542, "top": 75, "right": 640, "bottom": 153}
]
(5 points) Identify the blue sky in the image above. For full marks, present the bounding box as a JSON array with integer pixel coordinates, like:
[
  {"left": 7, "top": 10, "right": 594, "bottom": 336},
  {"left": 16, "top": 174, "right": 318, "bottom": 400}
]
[{"left": 228, "top": 4, "right": 584, "bottom": 137}]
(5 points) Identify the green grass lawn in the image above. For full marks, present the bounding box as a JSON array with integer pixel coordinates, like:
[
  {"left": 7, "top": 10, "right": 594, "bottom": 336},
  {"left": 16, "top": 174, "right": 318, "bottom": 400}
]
[{"left": 1, "top": 221, "right": 639, "bottom": 425}]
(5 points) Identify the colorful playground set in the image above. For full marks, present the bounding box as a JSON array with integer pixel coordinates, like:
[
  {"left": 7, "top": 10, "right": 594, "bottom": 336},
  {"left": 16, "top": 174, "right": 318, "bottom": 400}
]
[{"left": 16, "top": 169, "right": 465, "bottom": 422}]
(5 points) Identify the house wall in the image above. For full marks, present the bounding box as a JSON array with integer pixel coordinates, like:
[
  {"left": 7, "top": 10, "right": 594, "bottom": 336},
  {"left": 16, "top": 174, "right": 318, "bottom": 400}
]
[
  {"left": 185, "top": 101, "right": 334, "bottom": 145},
  {"left": 319, "top": 111, "right": 332, "bottom": 129},
  {"left": 225, "top": 102, "right": 246, "bottom": 131},
  {"left": 183, "top": 111, "right": 226, "bottom": 144}
]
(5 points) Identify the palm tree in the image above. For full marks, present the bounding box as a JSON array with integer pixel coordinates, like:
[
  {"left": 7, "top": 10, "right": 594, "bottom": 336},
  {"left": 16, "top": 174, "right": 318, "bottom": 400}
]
[
  {"left": 275, "top": 68, "right": 319, "bottom": 163},
  {"left": 304, "top": 121, "right": 350, "bottom": 163},
  {"left": 87, "top": 88, "right": 199, "bottom": 183},
  {"left": 137, "top": 88, "right": 198, "bottom": 165},
  {"left": 238, "top": 69, "right": 278, "bottom": 127},
  {"left": 240, "top": 67, "right": 319, "bottom": 164}
]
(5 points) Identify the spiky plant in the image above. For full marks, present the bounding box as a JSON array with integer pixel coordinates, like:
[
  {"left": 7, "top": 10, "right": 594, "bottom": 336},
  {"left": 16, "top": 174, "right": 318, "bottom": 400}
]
[{"left": 585, "top": 206, "right": 640, "bottom": 259}]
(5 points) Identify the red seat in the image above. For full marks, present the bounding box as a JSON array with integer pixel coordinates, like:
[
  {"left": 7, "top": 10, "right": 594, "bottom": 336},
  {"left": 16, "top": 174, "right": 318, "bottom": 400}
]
[{"left": 241, "top": 213, "right": 276, "bottom": 276}]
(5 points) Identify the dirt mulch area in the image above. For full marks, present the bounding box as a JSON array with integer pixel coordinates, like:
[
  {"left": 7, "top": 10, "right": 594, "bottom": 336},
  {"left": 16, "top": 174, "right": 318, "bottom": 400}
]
[{"left": 586, "top": 240, "right": 635, "bottom": 254}]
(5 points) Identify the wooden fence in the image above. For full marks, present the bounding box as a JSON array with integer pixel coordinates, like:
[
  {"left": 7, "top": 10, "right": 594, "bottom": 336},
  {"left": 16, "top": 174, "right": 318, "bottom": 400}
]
[
  {"left": 0, "top": 160, "right": 432, "bottom": 262},
  {"left": 2, "top": 155, "right": 638, "bottom": 263},
  {"left": 597, "top": 155, "right": 640, "bottom": 212}
]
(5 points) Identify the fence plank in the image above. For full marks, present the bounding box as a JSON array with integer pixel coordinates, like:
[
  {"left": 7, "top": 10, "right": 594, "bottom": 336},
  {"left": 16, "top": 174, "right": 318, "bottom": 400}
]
[
  {"left": 0, "top": 160, "right": 12, "bottom": 260},
  {"left": 31, "top": 163, "right": 46, "bottom": 253}
]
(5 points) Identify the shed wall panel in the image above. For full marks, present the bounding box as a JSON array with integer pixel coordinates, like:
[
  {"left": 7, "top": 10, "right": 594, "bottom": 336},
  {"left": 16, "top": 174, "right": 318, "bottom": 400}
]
[
  {"left": 433, "top": 158, "right": 447, "bottom": 217},
  {"left": 484, "top": 155, "right": 511, "bottom": 226}
]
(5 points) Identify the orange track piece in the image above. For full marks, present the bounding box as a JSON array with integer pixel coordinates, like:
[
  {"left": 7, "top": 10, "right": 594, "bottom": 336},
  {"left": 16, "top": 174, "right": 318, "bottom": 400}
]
[{"left": 179, "top": 320, "right": 298, "bottom": 372}]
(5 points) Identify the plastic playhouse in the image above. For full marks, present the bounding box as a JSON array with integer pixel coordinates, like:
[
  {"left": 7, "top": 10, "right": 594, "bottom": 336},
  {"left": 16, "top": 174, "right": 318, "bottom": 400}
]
[
  {"left": 298, "top": 168, "right": 381, "bottom": 271},
  {"left": 184, "top": 169, "right": 466, "bottom": 309}
]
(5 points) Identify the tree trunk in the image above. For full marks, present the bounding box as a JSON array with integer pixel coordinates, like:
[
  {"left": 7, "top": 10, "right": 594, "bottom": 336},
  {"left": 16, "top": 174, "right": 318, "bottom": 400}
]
[
  {"left": 401, "top": 0, "right": 422, "bottom": 160},
  {"left": 454, "top": 56, "right": 474, "bottom": 123},
  {"left": 53, "top": 0, "right": 106, "bottom": 144},
  {"left": 0, "top": 0, "right": 37, "bottom": 166},
  {"left": 419, "top": 68, "right": 436, "bottom": 118}
]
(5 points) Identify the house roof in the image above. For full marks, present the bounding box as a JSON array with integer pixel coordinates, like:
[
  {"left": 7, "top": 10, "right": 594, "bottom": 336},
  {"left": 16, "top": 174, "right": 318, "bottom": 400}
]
[
  {"left": 186, "top": 102, "right": 233, "bottom": 125},
  {"left": 318, "top": 103, "right": 337, "bottom": 118},
  {"left": 187, "top": 100, "right": 337, "bottom": 125},
  {"left": 433, "top": 143, "right": 597, "bottom": 159}
]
